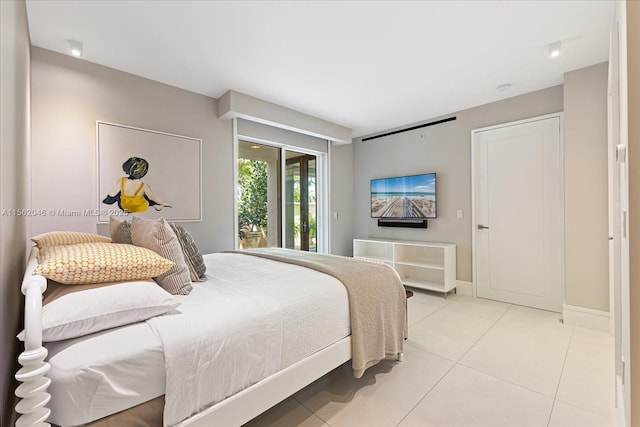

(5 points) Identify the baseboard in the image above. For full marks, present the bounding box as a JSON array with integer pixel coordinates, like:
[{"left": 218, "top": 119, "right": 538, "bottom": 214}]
[
  {"left": 562, "top": 303, "right": 610, "bottom": 333},
  {"left": 455, "top": 280, "right": 473, "bottom": 296}
]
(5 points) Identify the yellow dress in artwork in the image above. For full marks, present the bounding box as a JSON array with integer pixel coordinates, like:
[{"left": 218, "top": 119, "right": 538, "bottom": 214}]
[
  {"left": 119, "top": 177, "right": 149, "bottom": 213},
  {"left": 103, "top": 157, "right": 171, "bottom": 213}
]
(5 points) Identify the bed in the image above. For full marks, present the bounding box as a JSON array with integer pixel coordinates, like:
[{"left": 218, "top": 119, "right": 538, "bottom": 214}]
[{"left": 15, "top": 230, "right": 406, "bottom": 427}]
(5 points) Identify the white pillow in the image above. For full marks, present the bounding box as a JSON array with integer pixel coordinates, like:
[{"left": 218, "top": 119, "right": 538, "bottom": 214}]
[{"left": 17, "top": 280, "right": 181, "bottom": 342}]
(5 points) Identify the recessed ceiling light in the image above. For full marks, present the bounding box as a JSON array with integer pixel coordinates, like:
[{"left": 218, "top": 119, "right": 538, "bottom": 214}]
[
  {"left": 548, "top": 41, "right": 561, "bottom": 58},
  {"left": 496, "top": 83, "right": 511, "bottom": 92},
  {"left": 250, "top": 145, "right": 261, "bottom": 149},
  {"left": 69, "top": 40, "right": 83, "bottom": 57}
]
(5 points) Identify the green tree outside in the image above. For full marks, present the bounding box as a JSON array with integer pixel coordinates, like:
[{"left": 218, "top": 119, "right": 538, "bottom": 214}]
[{"left": 238, "top": 159, "right": 268, "bottom": 233}]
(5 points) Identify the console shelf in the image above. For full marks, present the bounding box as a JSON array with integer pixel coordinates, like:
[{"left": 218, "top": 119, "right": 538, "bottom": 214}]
[{"left": 353, "top": 238, "right": 456, "bottom": 294}]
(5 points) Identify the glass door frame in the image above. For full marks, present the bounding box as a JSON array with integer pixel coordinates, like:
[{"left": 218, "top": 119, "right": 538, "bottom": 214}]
[
  {"left": 233, "top": 121, "right": 328, "bottom": 253},
  {"left": 280, "top": 146, "right": 327, "bottom": 252},
  {"left": 285, "top": 152, "right": 319, "bottom": 252}
]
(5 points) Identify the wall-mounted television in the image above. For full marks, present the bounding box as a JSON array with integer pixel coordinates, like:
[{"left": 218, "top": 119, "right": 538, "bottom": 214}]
[{"left": 371, "top": 173, "right": 436, "bottom": 219}]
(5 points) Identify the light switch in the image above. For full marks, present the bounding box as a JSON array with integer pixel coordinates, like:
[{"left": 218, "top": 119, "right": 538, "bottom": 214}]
[
  {"left": 456, "top": 209, "right": 463, "bottom": 219},
  {"left": 332, "top": 211, "right": 339, "bottom": 219}
]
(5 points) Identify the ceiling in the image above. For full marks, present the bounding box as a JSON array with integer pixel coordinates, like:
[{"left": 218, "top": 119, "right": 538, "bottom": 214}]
[{"left": 25, "top": 0, "right": 615, "bottom": 138}]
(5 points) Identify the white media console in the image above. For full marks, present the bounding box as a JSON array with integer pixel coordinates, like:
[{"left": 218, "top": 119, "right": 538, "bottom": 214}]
[{"left": 353, "top": 238, "right": 456, "bottom": 295}]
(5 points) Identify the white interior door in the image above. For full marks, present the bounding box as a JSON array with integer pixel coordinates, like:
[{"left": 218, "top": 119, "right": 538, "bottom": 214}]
[{"left": 473, "top": 115, "right": 563, "bottom": 312}]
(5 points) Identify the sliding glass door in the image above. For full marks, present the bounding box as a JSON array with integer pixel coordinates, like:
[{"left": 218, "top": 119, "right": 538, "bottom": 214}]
[{"left": 237, "top": 141, "right": 323, "bottom": 252}]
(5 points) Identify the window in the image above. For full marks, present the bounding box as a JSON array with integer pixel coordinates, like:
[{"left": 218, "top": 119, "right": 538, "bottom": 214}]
[{"left": 237, "top": 141, "right": 280, "bottom": 249}]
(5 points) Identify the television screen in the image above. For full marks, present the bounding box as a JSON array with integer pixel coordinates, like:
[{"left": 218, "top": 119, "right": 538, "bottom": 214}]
[{"left": 371, "top": 173, "right": 436, "bottom": 219}]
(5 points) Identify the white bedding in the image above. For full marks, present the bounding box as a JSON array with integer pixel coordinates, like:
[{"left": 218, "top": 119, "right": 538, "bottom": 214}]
[
  {"left": 46, "top": 321, "right": 165, "bottom": 426},
  {"left": 44, "top": 252, "right": 350, "bottom": 426},
  {"left": 150, "top": 252, "right": 350, "bottom": 426}
]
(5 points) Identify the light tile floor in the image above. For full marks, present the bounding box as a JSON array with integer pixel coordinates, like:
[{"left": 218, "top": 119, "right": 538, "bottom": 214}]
[{"left": 244, "top": 290, "right": 618, "bottom": 427}]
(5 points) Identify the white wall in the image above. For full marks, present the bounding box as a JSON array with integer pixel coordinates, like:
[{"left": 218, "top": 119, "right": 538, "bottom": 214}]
[
  {"left": 0, "top": 0, "right": 31, "bottom": 423},
  {"left": 352, "top": 86, "right": 564, "bottom": 281}
]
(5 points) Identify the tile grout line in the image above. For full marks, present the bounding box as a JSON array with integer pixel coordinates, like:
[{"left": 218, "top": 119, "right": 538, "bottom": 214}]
[
  {"left": 393, "top": 361, "right": 458, "bottom": 427},
  {"left": 455, "top": 308, "right": 578, "bottom": 408},
  {"left": 293, "top": 397, "right": 333, "bottom": 426},
  {"left": 408, "top": 292, "right": 460, "bottom": 326},
  {"left": 296, "top": 298, "right": 528, "bottom": 426},
  {"left": 452, "top": 304, "right": 579, "bottom": 402},
  {"left": 546, "top": 325, "right": 575, "bottom": 426},
  {"left": 292, "top": 301, "right": 581, "bottom": 427},
  {"left": 456, "top": 303, "right": 514, "bottom": 363},
  {"left": 293, "top": 293, "right": 455, "bottom": 427},
  {"left": 398, "top": 298, "right": 511, "bottom": 426},
  {"left": 294, "top": 390, "right": 333, "bottom": 426},
  {"left": 290, "top": 301, "right": 609, "bottom": 427},
  {"left": 546, "top": 327, "right": 615, "bottom": 423},
  {"left": 457, "top": 362, "right": 564, "bottom": 402}
]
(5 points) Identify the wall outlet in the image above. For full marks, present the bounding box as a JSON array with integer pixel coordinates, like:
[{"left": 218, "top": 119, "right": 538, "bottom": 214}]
[{"left": 456, "top": 209, "right": 463, "bottom": 219}]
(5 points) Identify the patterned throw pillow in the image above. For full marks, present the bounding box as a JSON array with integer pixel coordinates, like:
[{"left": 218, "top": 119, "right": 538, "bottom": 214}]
[
  {"left": 109, "top": 217, "right": 133, "bottom": 244},
  {"left": 34, "top": 242, "right": 175, "bottom": 285},
  {"left": 131, "top": 217, "right": 192, "bottom": 295},
  {"left": 169, "top": 223, "right": 207, "bottom": 282},
  {"left": 32, "top": 231, "right": 111, "bottom": 249}
]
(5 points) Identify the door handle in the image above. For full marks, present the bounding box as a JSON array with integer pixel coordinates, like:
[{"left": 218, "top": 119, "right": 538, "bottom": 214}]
[{"left": 477, "top": 224, "right": 490, "bottom": 230}]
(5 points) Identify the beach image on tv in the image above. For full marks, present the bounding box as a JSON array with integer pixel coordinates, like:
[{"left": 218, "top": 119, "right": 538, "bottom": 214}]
[{"left": 371, "top": 173, "right": 436, "bottom": 218}]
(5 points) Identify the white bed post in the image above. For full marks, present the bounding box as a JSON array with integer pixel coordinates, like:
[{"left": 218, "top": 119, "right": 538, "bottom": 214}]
[{"left": 15, "top": 248, "right": 51, "bottom": 427}]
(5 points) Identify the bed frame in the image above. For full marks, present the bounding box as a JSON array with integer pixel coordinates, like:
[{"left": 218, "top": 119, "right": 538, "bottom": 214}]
[
  {"left": 15, "top": 247, "right": 355, "bottom": 426},
  {"left": 15, "top": 247, "right": 50, "bottom": 427}
]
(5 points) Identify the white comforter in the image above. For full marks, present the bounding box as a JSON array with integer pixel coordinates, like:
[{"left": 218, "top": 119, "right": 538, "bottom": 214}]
[{"left": 147, "top": 252, "right": 349, "bottom": 426}]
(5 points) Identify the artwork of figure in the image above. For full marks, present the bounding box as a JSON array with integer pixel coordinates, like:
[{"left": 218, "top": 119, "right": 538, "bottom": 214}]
[{"left": 103, "top": 157, "right": 171, "bottom": 213}]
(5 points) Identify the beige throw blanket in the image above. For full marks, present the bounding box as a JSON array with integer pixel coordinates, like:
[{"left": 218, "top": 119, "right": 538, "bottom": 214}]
[{"left": 236, "top": 248, "right": 407, "bottom": 378}]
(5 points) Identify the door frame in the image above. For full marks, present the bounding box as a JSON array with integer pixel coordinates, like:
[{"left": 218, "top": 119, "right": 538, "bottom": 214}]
[
  {"left": 471, "top": 113, "right": 565, "bottom": 303},
  {"left": 282, "top": 148, "right": 327, "bottom": 252},
  {"left": 285, "top": 153, "right": 316, "bottom": 251}
]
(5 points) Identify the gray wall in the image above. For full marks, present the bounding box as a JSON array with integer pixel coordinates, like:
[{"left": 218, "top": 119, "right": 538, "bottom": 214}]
[
  {"left": 31, "top": 47, "right": 234, "bottom": 254},
  {"left": 237, "top": 119, "right": 329, "bottom": 153},
  {"left": 220, "top": 90, "right": 351, "bottom": 144},
  {"left": 564, "top": 62, "right": 609, "bottom": 311},
  {"left": 0, "top": 0, "right": 31, "bottom": 423},
  {"left": 352, "top": 86, "right": 564, "bottom": 282},
  {"left": 330, "top": 143, "right": 354, "bottom": 256},
  {"left": 30, "top": 47, "right": 354, "bottom": 259}
]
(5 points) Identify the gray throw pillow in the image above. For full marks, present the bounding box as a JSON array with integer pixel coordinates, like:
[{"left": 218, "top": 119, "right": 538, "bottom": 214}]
[
  {"left": 169, "top": 223, "right": 207, "bottom": 282},
  {"left": 131, "top": 217, "right": 192, "bottom": 295},
  {"left": 109, "top": 217, "right": 132, "bottom": 244}
]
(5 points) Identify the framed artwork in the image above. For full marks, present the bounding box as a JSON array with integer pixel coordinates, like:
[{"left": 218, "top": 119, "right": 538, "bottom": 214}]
[{"left": 97, "top": 121, "right": 202, "bottom": 223}]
